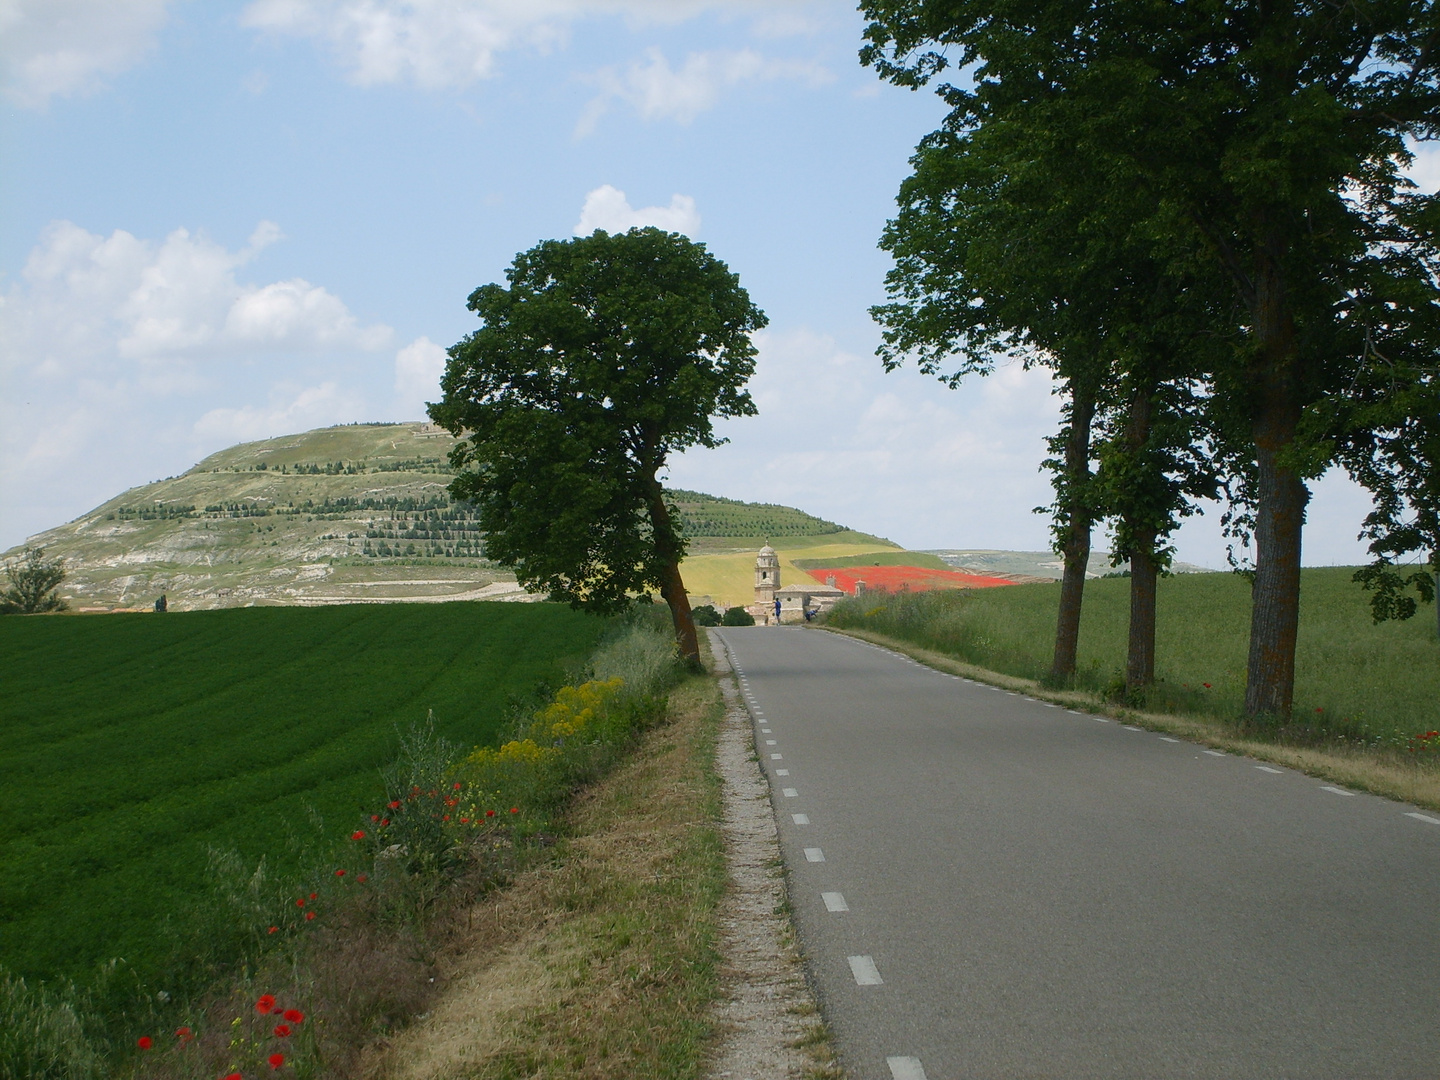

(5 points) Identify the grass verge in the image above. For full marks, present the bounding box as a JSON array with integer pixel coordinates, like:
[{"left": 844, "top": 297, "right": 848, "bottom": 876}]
[
  {"left": 367, "top": 661, "right": 728, "bottom": 1079},
  {"left": 823, "top": 626, "right": 1440, "bottom": 813}
]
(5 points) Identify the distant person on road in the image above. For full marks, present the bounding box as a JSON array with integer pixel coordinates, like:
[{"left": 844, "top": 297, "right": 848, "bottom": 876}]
[
  {"left": 154, "top": 594, "right": 167, "bottom": 612},
  {"left": 773, "top": 597, "right": 781, "bottom": 622}
]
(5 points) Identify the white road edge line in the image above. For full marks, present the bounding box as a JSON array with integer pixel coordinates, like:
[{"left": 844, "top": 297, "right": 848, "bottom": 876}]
[
  {"left": 848, "top": 955, "right": 883, "bottom": 986},
  {"left": 792, "top": 814, "right": 810, "bottom": 824},
  {"left": 1256, "top": 765, "right": 1283, "bottom": 774},
  {"left": 822, "top": 891, "right": 849, "bottom": 912},
  {"left": 1159, "top": 737, "right": 1180, "bottom": 743},
  {"left": 804, "top": 847, "right": 825, "bottom": 862},
  {"left": 1405, "top": 812, "right": 1440, "bottom": 825},
  {"left": 1204, "top": 750, "right": 1226, "bottom": 757},
  {"left": 1321, "top": 785, "right": 1357, "bottom": 797},
  {"left": 887, "top": 1057, "right": 927, "bottom": 1080}
]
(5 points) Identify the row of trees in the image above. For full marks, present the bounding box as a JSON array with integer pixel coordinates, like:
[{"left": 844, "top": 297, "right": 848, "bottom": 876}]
[{"left": 861, "top": 0, "right": 1440, "bottom": 715}]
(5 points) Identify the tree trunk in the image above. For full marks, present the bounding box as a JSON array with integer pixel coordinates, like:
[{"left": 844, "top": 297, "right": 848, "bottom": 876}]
[
  {"left": 1127, "top": 539, "right": 1158, "bottom": 692},
  {"left": 1051, "top": 383, "right": 1097, "bottom": 682},
  {"left": 645, "top": 481, "right": 701, "bottom": 667},
  {"left": 1244, "top": 265, "right": 1307, "bottom": 718},
  {"left": 1123, "top": 384, "right": 1157, "bottom": 693}
]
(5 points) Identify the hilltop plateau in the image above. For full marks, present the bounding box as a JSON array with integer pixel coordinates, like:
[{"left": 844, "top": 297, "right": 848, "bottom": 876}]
[{"left": 6, "top": 424, "right": 899, "bottom": 611}]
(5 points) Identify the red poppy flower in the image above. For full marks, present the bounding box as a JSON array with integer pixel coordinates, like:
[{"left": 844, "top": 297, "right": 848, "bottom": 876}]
[
  {"left": 1202, "top": 682, "right": 1212, "bottom": 688},
  {"left": 381, "top": 818, "right": 390, "bottom": 826},
  {"left": 176, "top": 1025, "right": 193, "bottom": 1041},
  {"left": 453, "top": 781, "right": 462, "bottom": 790},
  {"left": 224, "top": 1073, "right": 243, "bottom": 1080},
  {"left": 510, "top": 807, "right": 519, "bottom": 814},
  {"left": 296, "top": 898, "right": 305, "bottom": 908},
  {"left": 309, "top": 892, "right": 317, "bottom": 900},
  {"left": 389, "top": 800, "right": 401, "bottom": 809},
  {"left": 357, "top": 873, "right": 368, "bottom": 883},
  {"left": 351, "top": 830, "right": 366, "bottom": 840},
  {"left": 335, "top": 868, "right": 346, "bottom": 876},
  {"left": 460, "top": 817, "right": 470, "bottom": 823},
  {"left": 268, "top": 1053, "right": 285, "bottom": 1069},
  {"left": 305, "top": 911, "right": 316, "bottom": 921},
  {"left": 256, "top": 994, "right": 276, "bottom": 1014},
  {"left": 273, "top": 1023, "right": 292, "bottom": 1037},
  {"left": 268, "top": 925, "right": 279, "bottom": 933},
  {"left": 371, "top": 814, "right": 379, "bottom": 821},
  {"left": 1315, "top": 707, "right": 1324, "bottom": 713},
  {"left": 283, "top": 1008, "right": 304, "bottom": 1024},
  {"left": 137, "top": 1036, "right": 153, "bottom": 1050},
  {"left": 443, "top": 814, "right": 450, "bottom": 821},
  {"left": 486, "top": 809, "right": 495, "bottom": 817}
]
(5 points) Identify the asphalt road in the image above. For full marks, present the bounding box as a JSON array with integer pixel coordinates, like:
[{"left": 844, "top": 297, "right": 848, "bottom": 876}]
[{"left": 713, "top": 626, "right": 1440, "bottom": 1080}]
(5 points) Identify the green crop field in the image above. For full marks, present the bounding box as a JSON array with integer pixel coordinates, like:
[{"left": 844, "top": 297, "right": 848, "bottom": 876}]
[
  {"left": 0, "top": 603, "right": 605, "bottom": 995},
  {"left": 829, "top": 567, "right": 1440, "bottom": 740}
]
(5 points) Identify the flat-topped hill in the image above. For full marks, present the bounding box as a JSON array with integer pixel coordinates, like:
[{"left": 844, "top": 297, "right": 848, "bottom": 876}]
[{"left": 7, "top": 424, "right": 894, "bottom": 611}]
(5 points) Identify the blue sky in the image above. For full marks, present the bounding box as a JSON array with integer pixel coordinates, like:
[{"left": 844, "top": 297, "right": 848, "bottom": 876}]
[{"left": 0, "top": 0, "right": 1413, "bottom": 566}]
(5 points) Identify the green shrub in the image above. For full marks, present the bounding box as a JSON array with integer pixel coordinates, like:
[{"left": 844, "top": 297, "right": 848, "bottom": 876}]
[
  {"left": 721, "top": 606, "right": 755, "bottom": 626},
  {"left": 691, "top": 604, "right": 722, "bottom": 626}
]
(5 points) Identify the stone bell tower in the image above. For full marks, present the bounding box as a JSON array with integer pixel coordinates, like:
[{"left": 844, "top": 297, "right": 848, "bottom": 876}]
[{"left": 753, "top": 542, "right": 779, "bottom": 623}]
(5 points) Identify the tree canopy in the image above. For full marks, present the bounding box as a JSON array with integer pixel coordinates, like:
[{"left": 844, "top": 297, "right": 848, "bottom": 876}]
[
  {"left": 863, "top": 0, "right": 1440, "bottom": 711},
  {"left": 428, "top": 227, "right": 767, "bottom": 664}
]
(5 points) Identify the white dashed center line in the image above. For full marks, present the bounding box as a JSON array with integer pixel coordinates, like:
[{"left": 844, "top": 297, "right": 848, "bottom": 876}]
[
  {"left": 1067, "top": 710, "right": 1084, "bottom": 716},
  {"left": 1405, "top": 812, "right": 1440, "bottom": 825},
  {"left": 1159, "top": 737, "right": 1180, "bottom": 743},
  {"left": 887, "top": 1057, "right": 928, "bottom": 1080},
  {"left": 1096, "top": 718, "right": 1110, "bottom": 723},
  {"left": 1124, "top": 725, "right": 1142, "bottom": 731},
  {"left": 848, "top": 955, "right": 884, "bottom": 986},
  {"left": 822, "top": 892, "right": 848, "bottom": 912},
  {"left": 792, "top": 814, "right": 810, "bottom": 825},
  {"left": 765, "top": 739, "right": 777, "bottom": 745},
  {"left": 1321, "top": 785, "right": 1357, "bottom": 797},
  {"left": 770, "top": 753, "right": 783, "bottom": 760},
  {"left": 775, "top": 769, "right": 789, "bottom": 776},
  {"left": 782, "top": 787, "right": 799, "bottom": 797},
  {"left": 804, "top": 847, "right": 825, "bottom": 862},
  {"left": 1255, "top": 765, "right": 1283, "bottom": 774}
]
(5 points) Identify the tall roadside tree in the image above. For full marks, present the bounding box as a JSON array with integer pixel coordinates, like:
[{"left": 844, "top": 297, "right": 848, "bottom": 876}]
[
  {"left": 862, "top": 0, "right": 1440, "bottom": 717},
  {"left": 0, "top": 547, "right": 68, "bottom": 614},
  {"left": 870, "top": 68, "right": 1224, "bottom": 689},
  {"left": 428, "top": 227, "right": 767, "bottom": 666}
]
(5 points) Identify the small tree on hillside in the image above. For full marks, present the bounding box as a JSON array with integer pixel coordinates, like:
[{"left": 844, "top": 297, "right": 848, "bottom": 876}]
[
  {"left": 429, "top": 227, "right": 767, "bottom": 666},
  {"left": 0, "top": 547, "right": 68, "bottom": 614}
]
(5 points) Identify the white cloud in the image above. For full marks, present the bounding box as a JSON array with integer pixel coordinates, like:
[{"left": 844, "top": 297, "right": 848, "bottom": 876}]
[
  {"left": 193, "top": 381, "right": 364, "bottom": 444},
  {"left": 7, "top": 220, "right": 390, "bottom": 370},
  {"left": 0, "top": 0, "right": 171, "bottom": 107},
  {"left": 240, "top": 1, "right": 829, "bottom": 93},
  {"left": 574, "top": 185, "right": 701, "bottom": 237},
  {"left": 394, "top": 335, "right": 448, "bottom": 417},
  {"left": 576, "top": 47, "right": 830, "bottom": 134},
  {"left": 0, "top": 220, "right": 393, "bottom": 550}
]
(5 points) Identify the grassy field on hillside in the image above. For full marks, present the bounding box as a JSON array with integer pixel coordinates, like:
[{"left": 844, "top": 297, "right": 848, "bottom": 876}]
[
  {"left": 0, "top": 603, "right": 605, "bottom": 993},
  {"left": 828, "top": 568, "right": 1440, "bottom": 741},
  {"left": 679, "top": 536, "right": 902, "bottom": 610}
]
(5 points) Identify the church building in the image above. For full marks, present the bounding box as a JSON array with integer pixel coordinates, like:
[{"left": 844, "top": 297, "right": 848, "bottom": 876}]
[{"left": 748, "top": 543, "right": 845, "bottom": 625}]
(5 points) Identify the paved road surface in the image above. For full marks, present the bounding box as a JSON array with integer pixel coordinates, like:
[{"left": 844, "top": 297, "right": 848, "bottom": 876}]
[{"left": 713, "top": 626, "right": 1440, "bottom": 1080}]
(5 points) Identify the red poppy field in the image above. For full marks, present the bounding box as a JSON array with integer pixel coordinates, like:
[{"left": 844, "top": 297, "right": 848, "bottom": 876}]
[
  {"left": 0, "top": 603, "right": 604, "bottom": 1001},
  {"left": 806, "top": 564, "right": 1015, "bottom": 593}
]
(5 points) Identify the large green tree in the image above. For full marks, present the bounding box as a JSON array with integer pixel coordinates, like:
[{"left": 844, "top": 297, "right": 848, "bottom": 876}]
[
  {"left": 863, "top": 0, "right": 1440, "bottom": 717},
  {"left": 429, "top": 227, "right": 766, "bottom": 665}
]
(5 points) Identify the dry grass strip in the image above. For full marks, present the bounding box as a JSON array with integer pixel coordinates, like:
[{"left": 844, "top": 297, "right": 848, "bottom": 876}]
[
  {"left": 824, "top": 626, "right": 1440, "bottom": 812},
  {"left": 367, "top": 671, "right": 728, "bottom": 1080}
]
